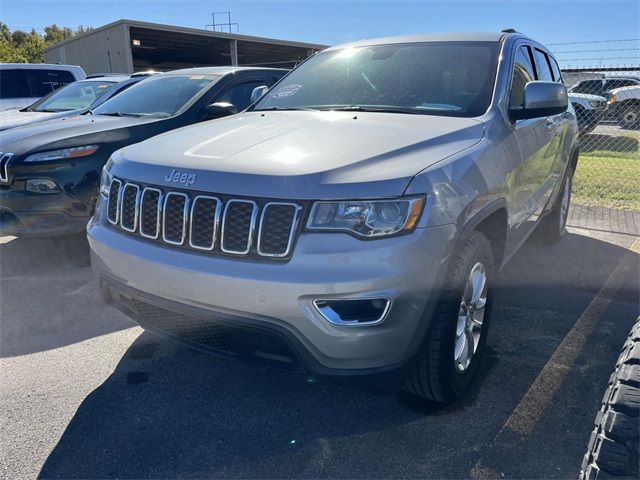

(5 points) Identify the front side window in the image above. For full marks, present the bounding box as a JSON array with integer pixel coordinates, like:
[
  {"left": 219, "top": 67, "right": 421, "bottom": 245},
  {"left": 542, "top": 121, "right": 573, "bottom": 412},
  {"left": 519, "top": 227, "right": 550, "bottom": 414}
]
[
  {"left": 29, "top": 81, "right": 115, "bottom": 112},
  {"left": 24, "top": 69, "right": 76, "bottom": 97},
  {"left": 533, "top": 49, "right": 553, "bottom": 82},
  {"left": 604, "top": 79, "right": 639, "bottom": 91},
  {"left": 570, "top": 80, "right": 604, "bottom": 95},
  {"left": 216, "top": 80, "right": 266, "bottom": 111},
  {"left": 509, "top": 46, "right": 536, "bottom": 109},
  {"left": 254, "top": 42, "right": 501, "bottom": 117},
  {"left": 93, "top": 74, "right": 218, "bottom": 118}
]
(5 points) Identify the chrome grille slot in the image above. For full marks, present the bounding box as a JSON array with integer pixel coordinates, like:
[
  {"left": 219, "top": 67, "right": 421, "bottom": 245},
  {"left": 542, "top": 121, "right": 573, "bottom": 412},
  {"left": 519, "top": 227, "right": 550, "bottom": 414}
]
[
  {"left": 162, "top": 192, "right": 189, "bottom": 245},
  {"left": 0, "top": 153, "right": 12, "bottom": 183},
  {"left": 106, "top": 177, "right": 302, "bottom": 260},
  {"left": 140, "top": 188, "right": 162, "bottom": 239},
  {"left": 221, "top": 200, "right": 258, "bottom": 254},
  {"left": 107, "top": 179, "right": 122, "bottom": 224},
  {"left": 257, "top": 203, "right": 301, "bottom": 257},
  {"left": 120, "top": 183, "right": 140, "bottom": 232},
  {"left": 189, "top": 196, "right": 221, "bottom": 250}
]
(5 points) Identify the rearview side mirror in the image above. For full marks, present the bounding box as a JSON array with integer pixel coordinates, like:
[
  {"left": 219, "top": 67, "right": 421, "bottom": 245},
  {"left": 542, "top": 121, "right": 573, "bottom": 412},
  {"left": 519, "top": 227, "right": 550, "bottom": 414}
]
[
  {"left": 250, "top": 85, "right": 269, "bottom": 104},
  {"left": 510, "top": 81, "right": 568, "bottom": 121},
  {"left": 205, "top": 102, "right": 238, "bottom": 120}
]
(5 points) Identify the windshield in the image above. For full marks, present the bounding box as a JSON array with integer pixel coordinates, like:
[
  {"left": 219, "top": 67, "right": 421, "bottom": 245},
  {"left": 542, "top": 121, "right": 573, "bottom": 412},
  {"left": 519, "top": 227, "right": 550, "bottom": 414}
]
[
  {"left": 28, "top": 81, "right": 115, "bottom": 112},
  {"left": 254, "top": 42, "right": 500, "bottom": 117},
  {"left": 93, "top": 74, "right": 218, "bottom": 118}
]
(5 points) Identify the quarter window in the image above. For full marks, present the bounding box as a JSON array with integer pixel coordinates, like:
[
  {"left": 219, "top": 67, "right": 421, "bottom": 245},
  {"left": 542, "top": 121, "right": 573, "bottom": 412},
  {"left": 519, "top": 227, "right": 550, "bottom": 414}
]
[
  {"left": 549, "top": 57, "right": 563, "bottom": 83},
  {"left": 510, "top": 46, "right": 536, "bottom": 109}
]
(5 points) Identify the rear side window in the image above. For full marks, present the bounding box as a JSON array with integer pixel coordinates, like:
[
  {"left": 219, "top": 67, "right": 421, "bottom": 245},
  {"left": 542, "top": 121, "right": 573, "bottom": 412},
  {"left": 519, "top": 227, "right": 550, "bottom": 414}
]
[
  {"left": 571, "top": 80, "right": 603, "bottom": 95},
  {"left": 24, "top": 69, "right": 76, "bottom": 97},
  {"left": 0, "top": 69, "right": 29, "bottom": 99},
  {"left": 509, "top": 46, "right": 536, "bottom": 109},
  {"left": 533, "top": 49, "right": 553, "bottom": 82}
]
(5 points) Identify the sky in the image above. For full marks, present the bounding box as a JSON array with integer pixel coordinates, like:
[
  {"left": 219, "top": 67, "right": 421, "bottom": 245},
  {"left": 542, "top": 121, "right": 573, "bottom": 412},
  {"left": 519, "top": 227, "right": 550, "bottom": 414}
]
[{"left": 2, "top": 0, "right": 639, "bottom": 66}]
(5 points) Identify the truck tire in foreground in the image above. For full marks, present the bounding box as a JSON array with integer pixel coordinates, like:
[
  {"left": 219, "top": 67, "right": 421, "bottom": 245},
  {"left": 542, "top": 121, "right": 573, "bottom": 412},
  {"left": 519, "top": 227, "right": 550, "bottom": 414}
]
[{"left": 580, "top": 317, "right": 640, "bottom": 479}]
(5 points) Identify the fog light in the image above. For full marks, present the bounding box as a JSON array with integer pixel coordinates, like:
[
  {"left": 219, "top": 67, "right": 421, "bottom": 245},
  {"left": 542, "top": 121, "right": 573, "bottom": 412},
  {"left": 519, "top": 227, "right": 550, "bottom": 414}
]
[
  {"left": 313, "top": 298, "right": 391, "bottom": 326},
  {"left": 25, "top": 178, "right": 60, "bottom": 194}
]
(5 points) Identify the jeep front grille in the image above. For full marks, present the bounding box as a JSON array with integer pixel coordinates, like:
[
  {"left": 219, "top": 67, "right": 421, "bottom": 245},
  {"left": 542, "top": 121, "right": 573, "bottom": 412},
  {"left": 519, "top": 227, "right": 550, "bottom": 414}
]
[
  {"left": 106, "top": 177, "right": 303, "bottom": 259},
  {"left": 0, "top": 153, "right": 14, "bottom": 183}
]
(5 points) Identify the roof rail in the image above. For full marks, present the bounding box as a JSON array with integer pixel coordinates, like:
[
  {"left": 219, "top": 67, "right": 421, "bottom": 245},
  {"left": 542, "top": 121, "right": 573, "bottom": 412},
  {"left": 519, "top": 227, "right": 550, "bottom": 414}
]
[
  {"left": 131, "top": 70, "right": 158, "bottom": 77},
  {"left": 501, "top": 28, "right": 517, "bottom": 33},
  {"left": 85, "top": 73, "right": 128, "bottom": 79}
]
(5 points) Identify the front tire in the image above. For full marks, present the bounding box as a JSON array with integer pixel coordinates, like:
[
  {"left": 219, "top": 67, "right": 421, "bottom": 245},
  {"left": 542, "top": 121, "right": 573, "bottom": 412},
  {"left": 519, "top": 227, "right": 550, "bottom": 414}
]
[
  {"left": 403, "top": 231, "right": 494, "bottom": 404},
  {"left": 619, "top": 102, "right": 640, "bottom": 129}
]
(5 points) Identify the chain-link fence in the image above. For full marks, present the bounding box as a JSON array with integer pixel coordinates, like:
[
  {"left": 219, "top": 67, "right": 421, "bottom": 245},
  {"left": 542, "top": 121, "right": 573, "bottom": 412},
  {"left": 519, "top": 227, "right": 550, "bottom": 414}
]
[{"left": 552, "top": 40, "right": 640, "bottom": 234}]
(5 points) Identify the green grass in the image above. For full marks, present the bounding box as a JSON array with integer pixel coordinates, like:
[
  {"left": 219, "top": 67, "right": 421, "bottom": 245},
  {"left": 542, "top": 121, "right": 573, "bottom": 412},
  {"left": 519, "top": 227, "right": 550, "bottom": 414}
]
[{"left": 573, "top": 130, "right": 640, "bottom": 211}]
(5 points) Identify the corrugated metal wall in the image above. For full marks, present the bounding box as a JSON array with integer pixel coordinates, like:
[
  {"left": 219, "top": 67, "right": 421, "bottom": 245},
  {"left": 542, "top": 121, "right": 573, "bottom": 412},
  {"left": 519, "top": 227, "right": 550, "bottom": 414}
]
[{"left": 44, "top": 24, "right": 134, "bottom": 74}]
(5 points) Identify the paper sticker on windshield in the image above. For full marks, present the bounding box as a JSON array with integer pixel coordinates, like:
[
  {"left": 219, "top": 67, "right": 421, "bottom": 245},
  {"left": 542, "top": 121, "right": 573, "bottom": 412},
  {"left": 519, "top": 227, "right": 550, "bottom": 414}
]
[{"left": 272, "top": 84, "right": 302, "bottom": 98}]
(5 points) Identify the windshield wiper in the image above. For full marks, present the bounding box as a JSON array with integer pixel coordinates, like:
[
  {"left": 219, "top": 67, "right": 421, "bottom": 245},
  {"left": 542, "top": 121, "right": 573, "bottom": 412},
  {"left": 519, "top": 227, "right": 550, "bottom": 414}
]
[
  {"left": 254, "top": 106, "right": 320, "bottom": 112},
  {"left": 98, "top": 112, "right": 143, "bottom": 117},
  {"left": 317, "top": 105, "right": 423, "bottom": 115}
]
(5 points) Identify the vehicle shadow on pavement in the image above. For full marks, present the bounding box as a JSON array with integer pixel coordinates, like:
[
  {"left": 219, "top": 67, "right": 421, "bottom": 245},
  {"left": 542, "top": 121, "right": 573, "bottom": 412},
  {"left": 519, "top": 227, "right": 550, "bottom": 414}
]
[
  {"left": 37, "top": 233, "right": 639, "bottom": 479},
  {"left": 0, "top": 236, "right": 135, "bottom": 358}
]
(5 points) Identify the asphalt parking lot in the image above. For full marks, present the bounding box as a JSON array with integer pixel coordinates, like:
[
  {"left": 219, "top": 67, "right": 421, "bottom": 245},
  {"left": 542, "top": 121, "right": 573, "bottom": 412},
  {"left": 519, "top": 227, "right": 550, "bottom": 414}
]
[{"left": 1, "top": 224, "right": 638, "bottom": 479}]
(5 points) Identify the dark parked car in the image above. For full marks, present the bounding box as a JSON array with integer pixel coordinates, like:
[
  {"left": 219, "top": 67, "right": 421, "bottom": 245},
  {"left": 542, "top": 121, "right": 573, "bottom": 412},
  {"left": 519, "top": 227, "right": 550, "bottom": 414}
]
[
  {"left": 0, "top": 73, "right": 155, "bottom": 131},
  {"left": 0, "top": 66, "right": 287, "bottom": 237}
]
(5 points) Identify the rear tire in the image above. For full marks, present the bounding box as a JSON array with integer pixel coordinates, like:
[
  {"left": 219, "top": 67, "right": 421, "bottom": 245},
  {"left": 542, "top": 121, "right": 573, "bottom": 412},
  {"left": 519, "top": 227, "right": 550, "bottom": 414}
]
[
  {"left": 535, "top": 166, "right": 573, "bottom": 244},
  {"left": 580, "top": 317, "right": 640, "bottom": 479},
  {"left": 403, "top": 231, "right": 494, "bottom": 404}
]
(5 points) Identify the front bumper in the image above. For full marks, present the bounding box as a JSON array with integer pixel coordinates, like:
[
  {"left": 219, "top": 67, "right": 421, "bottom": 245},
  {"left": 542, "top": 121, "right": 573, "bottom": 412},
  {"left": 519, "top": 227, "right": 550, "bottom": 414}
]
[
  {"left": 88, "top": 199, "right": 455, "bottom": 378},
  {"left": 0, "top": 157, "right": 103, "bottom": 236}
]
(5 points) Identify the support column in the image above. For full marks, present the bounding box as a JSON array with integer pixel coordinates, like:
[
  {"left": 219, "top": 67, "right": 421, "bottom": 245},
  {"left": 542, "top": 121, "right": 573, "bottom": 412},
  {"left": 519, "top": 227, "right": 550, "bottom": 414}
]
[{"left": 230, "top": 39, "right": 238, "bottom": 66}]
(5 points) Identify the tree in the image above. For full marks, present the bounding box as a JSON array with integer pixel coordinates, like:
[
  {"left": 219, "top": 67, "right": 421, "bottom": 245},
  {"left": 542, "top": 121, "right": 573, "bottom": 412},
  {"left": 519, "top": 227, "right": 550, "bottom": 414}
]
[{"left": 0, "top": 22, "right": 91, "bottom": 63}]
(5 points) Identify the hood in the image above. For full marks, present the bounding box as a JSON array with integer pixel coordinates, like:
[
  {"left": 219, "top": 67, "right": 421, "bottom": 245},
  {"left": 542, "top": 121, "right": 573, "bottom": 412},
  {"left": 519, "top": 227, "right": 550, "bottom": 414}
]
[
  {"left": 568, "top": 92, "right": 607, "bottom": 101},
  {"left": 0, "top": 109, "right": 84, "bottom": 132},
  {"left": 112, "top": 110, "right": 484, "bottom": 199},
  {"left": 0, "top": 114, "right": 160, "bottom": 156}
]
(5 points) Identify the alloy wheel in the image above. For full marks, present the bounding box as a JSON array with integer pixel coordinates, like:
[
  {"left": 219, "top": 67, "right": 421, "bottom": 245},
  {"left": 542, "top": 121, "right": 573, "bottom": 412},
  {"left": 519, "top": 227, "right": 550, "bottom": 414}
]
[{"left": 454, "top": 262, "right": 488, "bottom": 372}]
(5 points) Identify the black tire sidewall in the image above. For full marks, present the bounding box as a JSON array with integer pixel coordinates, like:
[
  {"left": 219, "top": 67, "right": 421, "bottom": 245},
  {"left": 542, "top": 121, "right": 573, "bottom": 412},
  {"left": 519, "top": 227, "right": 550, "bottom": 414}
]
[{"left": 438, "top": 232, "right": 495, "bottom": 400}]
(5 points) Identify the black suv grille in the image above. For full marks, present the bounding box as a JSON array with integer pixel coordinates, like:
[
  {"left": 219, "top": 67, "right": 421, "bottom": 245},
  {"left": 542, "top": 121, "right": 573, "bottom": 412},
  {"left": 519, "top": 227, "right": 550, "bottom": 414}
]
[{"left": 106, "top": 177, "right": 304, "bottom": 260}]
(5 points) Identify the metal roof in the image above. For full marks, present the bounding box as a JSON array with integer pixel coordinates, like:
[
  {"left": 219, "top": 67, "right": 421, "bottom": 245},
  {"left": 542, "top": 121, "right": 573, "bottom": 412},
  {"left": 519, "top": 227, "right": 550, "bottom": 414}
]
[
  {"left": 324, "top": 32, "right": 508, "bottom": 51},
  {"left": 43, "top": 19, "right": 328, "bottom": 52}
]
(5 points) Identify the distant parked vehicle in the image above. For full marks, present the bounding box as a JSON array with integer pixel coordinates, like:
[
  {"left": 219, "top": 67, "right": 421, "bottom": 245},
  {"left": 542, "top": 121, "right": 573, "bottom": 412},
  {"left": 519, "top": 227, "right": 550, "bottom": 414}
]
[
  {"left": 0, "top": 66, "right": 287, "bottom": 237},
  {"left": 568, "top": 92, "right": 607, "bottom": 135},
  {"left": 607, "top": 85, "right": 640, "bottom": 129},
  {"left": 0, "top": 64, "right": 86, "bottom": 111},
  {"left": 569, "top": 77, "right": 640, "bottom": 99},
  {"left": 0, "top": 74, "right": 155, "bottom": 132}
]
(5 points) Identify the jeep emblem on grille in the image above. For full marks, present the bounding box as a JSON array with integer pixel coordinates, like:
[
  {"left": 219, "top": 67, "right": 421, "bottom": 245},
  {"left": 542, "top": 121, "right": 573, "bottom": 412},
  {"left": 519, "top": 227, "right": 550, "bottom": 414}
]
[{"left": 165, "top": 169, "right": 197, "bottom": 186}]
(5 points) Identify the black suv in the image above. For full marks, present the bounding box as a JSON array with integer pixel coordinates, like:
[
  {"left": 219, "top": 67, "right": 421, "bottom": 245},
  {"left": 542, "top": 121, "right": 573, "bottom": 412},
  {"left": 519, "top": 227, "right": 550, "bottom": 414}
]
[{"left": 0, "top": 67, "right": 286, "bottom": 237}]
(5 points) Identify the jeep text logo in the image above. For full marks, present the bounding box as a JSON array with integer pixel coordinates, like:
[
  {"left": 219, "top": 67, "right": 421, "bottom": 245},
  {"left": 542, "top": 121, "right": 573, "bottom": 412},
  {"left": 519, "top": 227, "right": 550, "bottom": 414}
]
[{"left": 165, "top": 169, "right": 197, "bottom": 186}]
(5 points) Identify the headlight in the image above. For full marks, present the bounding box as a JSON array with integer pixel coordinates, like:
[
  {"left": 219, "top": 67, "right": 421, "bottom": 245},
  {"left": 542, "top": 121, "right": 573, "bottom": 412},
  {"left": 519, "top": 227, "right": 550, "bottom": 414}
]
[
  {"left": 306, "top": 197, "right": 425, "bottom": 238},
  {"left": 99, "top": 167, "right": 113, "bottom": 197},
  {"left": 588, "top": 100, "right": 602, "bottom": 108},
  {"left": 24, "top": 145, "right": 99, "bottom": 163}
]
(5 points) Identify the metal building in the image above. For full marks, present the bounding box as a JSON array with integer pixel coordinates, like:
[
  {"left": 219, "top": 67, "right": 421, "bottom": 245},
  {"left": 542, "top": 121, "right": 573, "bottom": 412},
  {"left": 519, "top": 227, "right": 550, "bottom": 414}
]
[{"left": 43, "top": 19, "right": 327, "bottom": 75}]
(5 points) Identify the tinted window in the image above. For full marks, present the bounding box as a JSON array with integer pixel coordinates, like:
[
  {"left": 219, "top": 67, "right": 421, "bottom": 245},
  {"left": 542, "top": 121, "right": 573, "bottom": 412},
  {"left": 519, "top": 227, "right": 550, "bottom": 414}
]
[
  {"left": 533, "top": 49, "right": 553, "bottom": 81},
  {"left": 549, "top": 57, "right": 563, "bottom": 83},
  {"left": 93, "top": 74, "right": 218, "bottom": 117},
  {"left": 24, "top": 69, "right": 76, "bottom": 97},
  {"left": 217, "top": 80, "right": 266, "bottom": 111},
  {"left": 0, "top": 69, "right": 29, "bottom": 98},
  {"left": 509, "top": 46, "right": 536, "bottom": 109},
  {"left": 29, "top": 80, "right": 115, "bottom": 112},
  {"left": 255, "top": 42, "right": 501, "bottom": 117},
  {"left": 571, "top": 80, "right": 603, "bottom": 95}
]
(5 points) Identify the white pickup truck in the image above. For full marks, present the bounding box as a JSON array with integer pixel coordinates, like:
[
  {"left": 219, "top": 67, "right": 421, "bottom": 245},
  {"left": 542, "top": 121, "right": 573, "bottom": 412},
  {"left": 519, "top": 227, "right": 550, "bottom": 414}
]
[{"left": 607, "top": 85, "right": 640, "bottom": 129}]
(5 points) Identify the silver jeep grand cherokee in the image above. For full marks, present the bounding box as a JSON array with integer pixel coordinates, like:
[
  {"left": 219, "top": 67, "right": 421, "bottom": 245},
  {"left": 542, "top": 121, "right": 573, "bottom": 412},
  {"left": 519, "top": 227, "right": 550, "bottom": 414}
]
[{"left": 89, "top": 31, "right": 578, "bottom": 403}]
